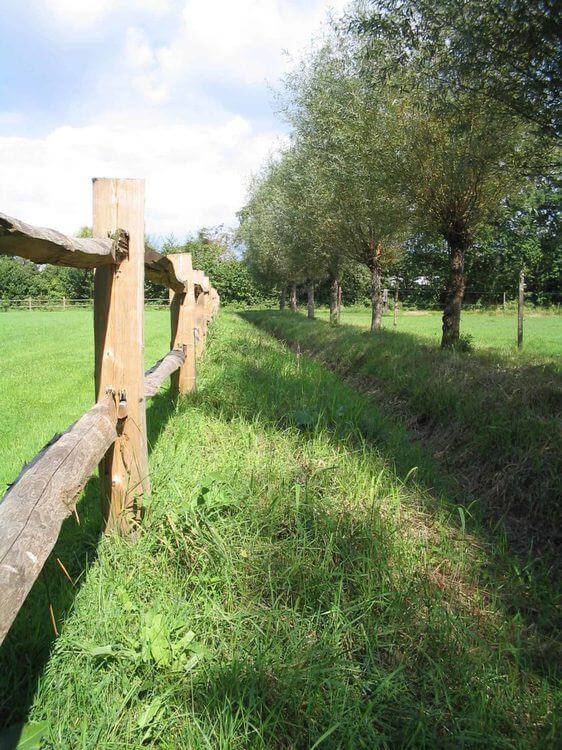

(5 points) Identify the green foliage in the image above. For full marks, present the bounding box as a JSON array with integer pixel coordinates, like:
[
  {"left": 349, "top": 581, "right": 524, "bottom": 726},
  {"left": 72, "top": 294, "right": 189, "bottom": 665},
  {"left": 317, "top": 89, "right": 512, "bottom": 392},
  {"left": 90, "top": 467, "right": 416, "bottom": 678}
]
[
  {"left": 238, "top": 2, "right": 556, "bottom": 341},
  {"left": 354, "top": 0, "right": 561, "bottom": 137}
]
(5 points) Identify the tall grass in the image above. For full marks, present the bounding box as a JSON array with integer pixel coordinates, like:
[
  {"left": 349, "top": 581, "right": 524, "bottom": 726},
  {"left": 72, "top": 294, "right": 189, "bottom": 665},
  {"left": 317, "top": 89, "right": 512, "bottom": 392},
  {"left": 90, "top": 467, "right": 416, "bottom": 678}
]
[
  {"left": 0, "top": 312, "right": 559, "bottom": 748},
  {"left": 244, "top": 310, "right": 562, "bottom": 568}
]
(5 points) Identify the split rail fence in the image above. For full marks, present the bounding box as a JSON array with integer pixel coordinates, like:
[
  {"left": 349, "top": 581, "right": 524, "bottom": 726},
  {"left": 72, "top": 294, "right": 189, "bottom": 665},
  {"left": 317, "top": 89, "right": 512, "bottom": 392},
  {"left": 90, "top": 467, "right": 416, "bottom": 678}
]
[{"left": 0, "top": 178, "right": 220, "bottom": 644}]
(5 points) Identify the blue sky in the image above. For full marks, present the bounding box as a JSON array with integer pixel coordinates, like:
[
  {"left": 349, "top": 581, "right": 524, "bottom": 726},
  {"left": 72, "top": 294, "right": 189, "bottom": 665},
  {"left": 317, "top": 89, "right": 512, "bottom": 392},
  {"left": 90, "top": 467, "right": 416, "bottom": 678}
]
[{"left": 0, "top": 0, "right": 347, "bottom": 238}]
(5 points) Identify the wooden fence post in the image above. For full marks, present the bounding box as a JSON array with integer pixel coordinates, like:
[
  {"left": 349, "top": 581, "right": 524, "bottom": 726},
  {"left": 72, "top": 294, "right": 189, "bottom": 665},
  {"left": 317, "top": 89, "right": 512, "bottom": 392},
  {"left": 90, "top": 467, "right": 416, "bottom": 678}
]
[
  {"left": 92, "top": 178, "right": 149, "bottom": 533},
  {"left": 168, "top": 253, "right": 196, "bottom": 395},
  {"left": 518, "top": 270, "right": 524, "bottom": 349},
  {"left": 383, "top": 288, "right": 389, "bottom": 313},
  {"left": 393, "top": 286, "right": 399, "bottom": 327}
]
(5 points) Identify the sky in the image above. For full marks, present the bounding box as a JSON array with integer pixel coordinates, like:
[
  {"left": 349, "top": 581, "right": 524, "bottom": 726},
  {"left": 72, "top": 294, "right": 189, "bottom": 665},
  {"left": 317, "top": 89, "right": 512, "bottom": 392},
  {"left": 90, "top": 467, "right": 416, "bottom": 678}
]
[{"left": 0, "top": 0, "right": 348, "bottom": 241}]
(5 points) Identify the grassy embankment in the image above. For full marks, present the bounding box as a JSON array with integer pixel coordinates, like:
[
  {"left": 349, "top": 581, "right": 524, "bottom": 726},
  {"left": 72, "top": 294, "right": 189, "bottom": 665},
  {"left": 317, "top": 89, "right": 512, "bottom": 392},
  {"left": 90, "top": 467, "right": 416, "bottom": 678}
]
[
  {"left": 0, "top": 309, "right": 560, "bottom": 748},
  {"left": 246, "top": 310, "right": 561, "bottom": 561}
]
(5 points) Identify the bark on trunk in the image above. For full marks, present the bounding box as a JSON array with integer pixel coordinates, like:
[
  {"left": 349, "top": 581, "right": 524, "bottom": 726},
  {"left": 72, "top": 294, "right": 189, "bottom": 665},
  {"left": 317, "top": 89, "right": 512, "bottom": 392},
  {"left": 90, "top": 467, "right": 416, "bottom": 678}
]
[
  {"left": 329, "top": 277, "right": 339, "bottom": 324},
  {"left": 279, "top": 288, "right": 286, "bottom": 311},
  {"left": 370, "top": 260, "right": 383, "bottom": 333},
  {"left": 306, "top": 280, "right": 315, "bottom": 319},
  {"left": 290, "top": 283, "right": 298, "bottom": 312},
  {"left": 518, "top": 270, "right": 524, "bottom": 349},
  {"left": 337, "top": 284, "right": 342, "bottom": 316},
  {"left": 441, "top": 240, "right": 466, "bottom": 348}
]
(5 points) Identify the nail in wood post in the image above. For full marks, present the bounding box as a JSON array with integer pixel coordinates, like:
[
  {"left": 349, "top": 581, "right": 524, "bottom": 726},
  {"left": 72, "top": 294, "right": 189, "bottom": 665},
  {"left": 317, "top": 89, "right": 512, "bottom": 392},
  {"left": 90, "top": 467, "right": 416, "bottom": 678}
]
[
  {"left": 168, "top": 253, "right": 196, "bottom": 395},
  {"left": 93, "top": 178, "right": 149, "bottom": 532},
  {"left": 518, "top": 270, "right": 524, "bottom": 349}
]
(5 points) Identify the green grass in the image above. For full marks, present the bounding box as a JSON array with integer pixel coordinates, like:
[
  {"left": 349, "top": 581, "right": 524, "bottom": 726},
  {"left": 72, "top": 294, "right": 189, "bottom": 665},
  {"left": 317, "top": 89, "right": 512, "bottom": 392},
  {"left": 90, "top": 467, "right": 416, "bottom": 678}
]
[
  {"left": 0, "top": 310, "right": 560, "bottom": 748},
  {"left": 248, "top": 310, "right": 562, "bottom": 557},
  {"left": 0, "top": 309, "right": 170, "bottom": 493},
  {"left": 316, "top": 307, "right": 562, "bottom": 362}
]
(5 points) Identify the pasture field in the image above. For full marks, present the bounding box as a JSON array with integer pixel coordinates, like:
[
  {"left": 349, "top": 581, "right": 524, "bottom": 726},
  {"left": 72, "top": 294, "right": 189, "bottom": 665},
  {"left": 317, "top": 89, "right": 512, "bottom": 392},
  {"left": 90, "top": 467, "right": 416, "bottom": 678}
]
[
  {"left": 0, "top": 310, "right": 560, "bottom": 748},
  {"left": 317, "top": 307, "right": 562, "bottom": 362}
]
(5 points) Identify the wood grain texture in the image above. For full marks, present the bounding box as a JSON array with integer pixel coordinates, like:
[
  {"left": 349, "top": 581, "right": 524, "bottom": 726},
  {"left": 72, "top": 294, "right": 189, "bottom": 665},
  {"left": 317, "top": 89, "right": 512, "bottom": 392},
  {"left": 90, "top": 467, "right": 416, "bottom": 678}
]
[
  {"left": 144, "top": 349, "right": 186, "bottom": 398},
  {"left": 145, "top": 248, "right": 188, "bottom": 292},
  {"left": 93, "top": 178, "right": 149, "bottom": 533},
  {"left": 168, "top": 253, "right": 196, "bottom": 395},
  {"left": 0, "top": 397, "right": 117, "bottom": 645},
  {"left": 0, "top": 212, "right": 122, "bottom": 268},
  {"left": 192, "top": 269, "right": 210, "bottom": 295}
]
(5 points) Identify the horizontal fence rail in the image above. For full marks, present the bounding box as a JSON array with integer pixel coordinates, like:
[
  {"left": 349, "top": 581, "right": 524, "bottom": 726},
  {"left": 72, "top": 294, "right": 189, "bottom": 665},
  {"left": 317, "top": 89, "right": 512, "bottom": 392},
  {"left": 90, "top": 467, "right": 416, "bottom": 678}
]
[
  {"left": 0, "top": 178, "right": 220, "bottom": 645},
  {"left": 0, "top": 396, "right": 118, "bottom": 643}
]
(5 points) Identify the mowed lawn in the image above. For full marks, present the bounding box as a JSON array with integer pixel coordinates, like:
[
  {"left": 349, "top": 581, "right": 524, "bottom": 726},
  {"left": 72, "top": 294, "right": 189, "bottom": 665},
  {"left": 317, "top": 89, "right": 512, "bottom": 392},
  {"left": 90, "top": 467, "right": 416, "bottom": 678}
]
[
  {"left": 317, "top": 307, "right": 562, "bottom": 361},
  {"left": 0, "top": 309, "right": 171, "bottom": 493},
  {"left": 0, "top": 310, "right": 559, "bottom": 748}
]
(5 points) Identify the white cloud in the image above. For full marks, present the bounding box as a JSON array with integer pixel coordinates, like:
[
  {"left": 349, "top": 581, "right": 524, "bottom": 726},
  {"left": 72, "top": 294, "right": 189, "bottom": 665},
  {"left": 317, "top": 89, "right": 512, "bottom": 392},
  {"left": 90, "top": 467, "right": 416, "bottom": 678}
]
[
  {"left": 123, "top": 0, "right": 350, "bottom": 101},
  {"left": 42, "top": 0, "right": 171, "bottom": 29},
  {"left": 0, "top": 116, "right": 281, "bottom": 237},
  {"left": 1, "top": 1, "right": 347, "bottom": 237},
  {"left": 126, "top": 27, "right": 156, "bottom": 70}
]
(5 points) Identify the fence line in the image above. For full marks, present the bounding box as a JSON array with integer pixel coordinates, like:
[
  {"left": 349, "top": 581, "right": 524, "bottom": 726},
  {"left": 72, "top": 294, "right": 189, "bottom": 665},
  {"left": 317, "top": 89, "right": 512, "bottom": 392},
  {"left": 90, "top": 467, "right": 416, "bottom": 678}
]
[{"left": 0, "top": 178, "right": 220, "bottom": 645}]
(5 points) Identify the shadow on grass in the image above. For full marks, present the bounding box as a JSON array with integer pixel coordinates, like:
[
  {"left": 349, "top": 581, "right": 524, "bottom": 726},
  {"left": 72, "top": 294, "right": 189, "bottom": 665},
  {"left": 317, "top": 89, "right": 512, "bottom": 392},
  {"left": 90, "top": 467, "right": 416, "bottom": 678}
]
[
  {"left": 186, "top": 312, "right": 558, "bottom": 671},
  {"left": 0, "top": 389, "right": 178, "bottom": 732},
  {"left": 239, "top": 311, "right": 561, "bottom": 564}
]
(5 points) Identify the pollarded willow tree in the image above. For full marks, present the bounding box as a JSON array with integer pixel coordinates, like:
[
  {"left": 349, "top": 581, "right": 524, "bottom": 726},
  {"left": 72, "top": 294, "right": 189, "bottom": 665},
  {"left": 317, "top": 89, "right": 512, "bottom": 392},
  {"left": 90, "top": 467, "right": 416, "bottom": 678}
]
[
  {"left": 238, "top": 166, "right": 295, "bottom": 309},
  {"left": 281, "top": 41, "right": 409, "bottom": 331},
  {"left": 239, "top": 150, "right": 328, "bottom": 315},
  {"left": 349, "top": 0, "right": 548, "bottom": 346}
]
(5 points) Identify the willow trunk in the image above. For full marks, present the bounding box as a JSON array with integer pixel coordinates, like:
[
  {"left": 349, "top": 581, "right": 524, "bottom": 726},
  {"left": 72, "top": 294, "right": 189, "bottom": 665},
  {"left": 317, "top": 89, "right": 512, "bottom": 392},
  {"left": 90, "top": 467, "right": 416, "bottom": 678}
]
[
  {"left": 329, "top": 277, "right": 339, "bottom": 324},
  {"left": 370, "top": 261, "right": 382, "bottom": 333},
  {"left": 306, "top": 280, "right": 315, "bottom": 319},
  {"left": 290, "top": 283, "right": 298, "bottom": 312},
  {"left": 441, "top": 241, "right": 466, "bottom": 348}
]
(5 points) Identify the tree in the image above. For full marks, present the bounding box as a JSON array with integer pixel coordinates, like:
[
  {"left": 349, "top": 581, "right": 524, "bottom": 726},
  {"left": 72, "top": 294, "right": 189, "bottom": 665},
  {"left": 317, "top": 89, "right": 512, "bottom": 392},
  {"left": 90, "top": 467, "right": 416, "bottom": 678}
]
[
  {"left": 282, "top": 42, "right": 407, "bottom": 331},
  {"left": 348, "top": 5, "right": 547, "bottom": 346},
  {"left": 353, "top": 0, "right": 562, "bottom": 137}
]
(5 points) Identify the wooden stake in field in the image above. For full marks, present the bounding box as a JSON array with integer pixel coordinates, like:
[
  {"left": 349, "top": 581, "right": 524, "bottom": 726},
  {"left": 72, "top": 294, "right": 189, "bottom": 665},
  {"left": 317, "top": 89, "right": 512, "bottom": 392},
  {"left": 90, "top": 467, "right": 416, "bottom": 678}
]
[
  {"left": 168, "top": 253, "right": 196, "bottom": 395},
  {"left": 393, "top": 286, "right": 399, "bottom": 327},
  {"left": 93, "top": 178, "right": 149, "bottom": 532},
  {"left": 518, "top": 270, "right": 525, "bottom": 349}
]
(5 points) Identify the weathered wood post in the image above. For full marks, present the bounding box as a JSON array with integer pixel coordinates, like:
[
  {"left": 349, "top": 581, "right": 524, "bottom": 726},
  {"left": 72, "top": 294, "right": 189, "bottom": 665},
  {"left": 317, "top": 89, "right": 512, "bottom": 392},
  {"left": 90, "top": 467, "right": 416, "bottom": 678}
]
[
  {"left": 168, "top": 253, "right": 196, "bottom": 395},
  {"left": 62, "top": 296, "right": 66, "bottom": 311},
  {"left": 383, "top": 288, "right": 389, "bottom": 313},
  {"left": 503, "top": 291, "right": 506, "bottom": 312},
  {"left": 93, "top": 178, "right": 149, "bottom": 533},
  {"left": 393, "top": 286, "right": 399, "bottom": 327},
  {"left": 193, "top": 271, "right": 206, "bottom": 356},
  {"left": 518, "top": 270, "right": 524, "bottom": 349}
]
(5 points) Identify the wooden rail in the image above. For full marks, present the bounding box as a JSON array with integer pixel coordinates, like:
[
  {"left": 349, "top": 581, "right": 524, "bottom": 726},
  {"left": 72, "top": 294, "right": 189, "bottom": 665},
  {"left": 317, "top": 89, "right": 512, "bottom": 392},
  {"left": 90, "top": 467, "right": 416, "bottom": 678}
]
[
  {"left": 0, "top": 212, "right": 198, "bottom": 294},
  {"left": 0, "top": 396, "right": 118, "bottom": 643},
  {"left": 145, "top": 349, "right": 186, "bottom": 398},
  {"left": 0, "top": 178, "right": 220, "bottom": 645}
]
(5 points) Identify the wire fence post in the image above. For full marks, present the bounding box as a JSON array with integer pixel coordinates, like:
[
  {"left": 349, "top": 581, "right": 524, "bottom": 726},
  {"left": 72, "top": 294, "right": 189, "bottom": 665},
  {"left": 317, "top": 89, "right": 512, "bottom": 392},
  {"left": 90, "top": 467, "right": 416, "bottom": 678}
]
[{"left": 518, "top": 271, "right": 524, "bottom": 349}]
